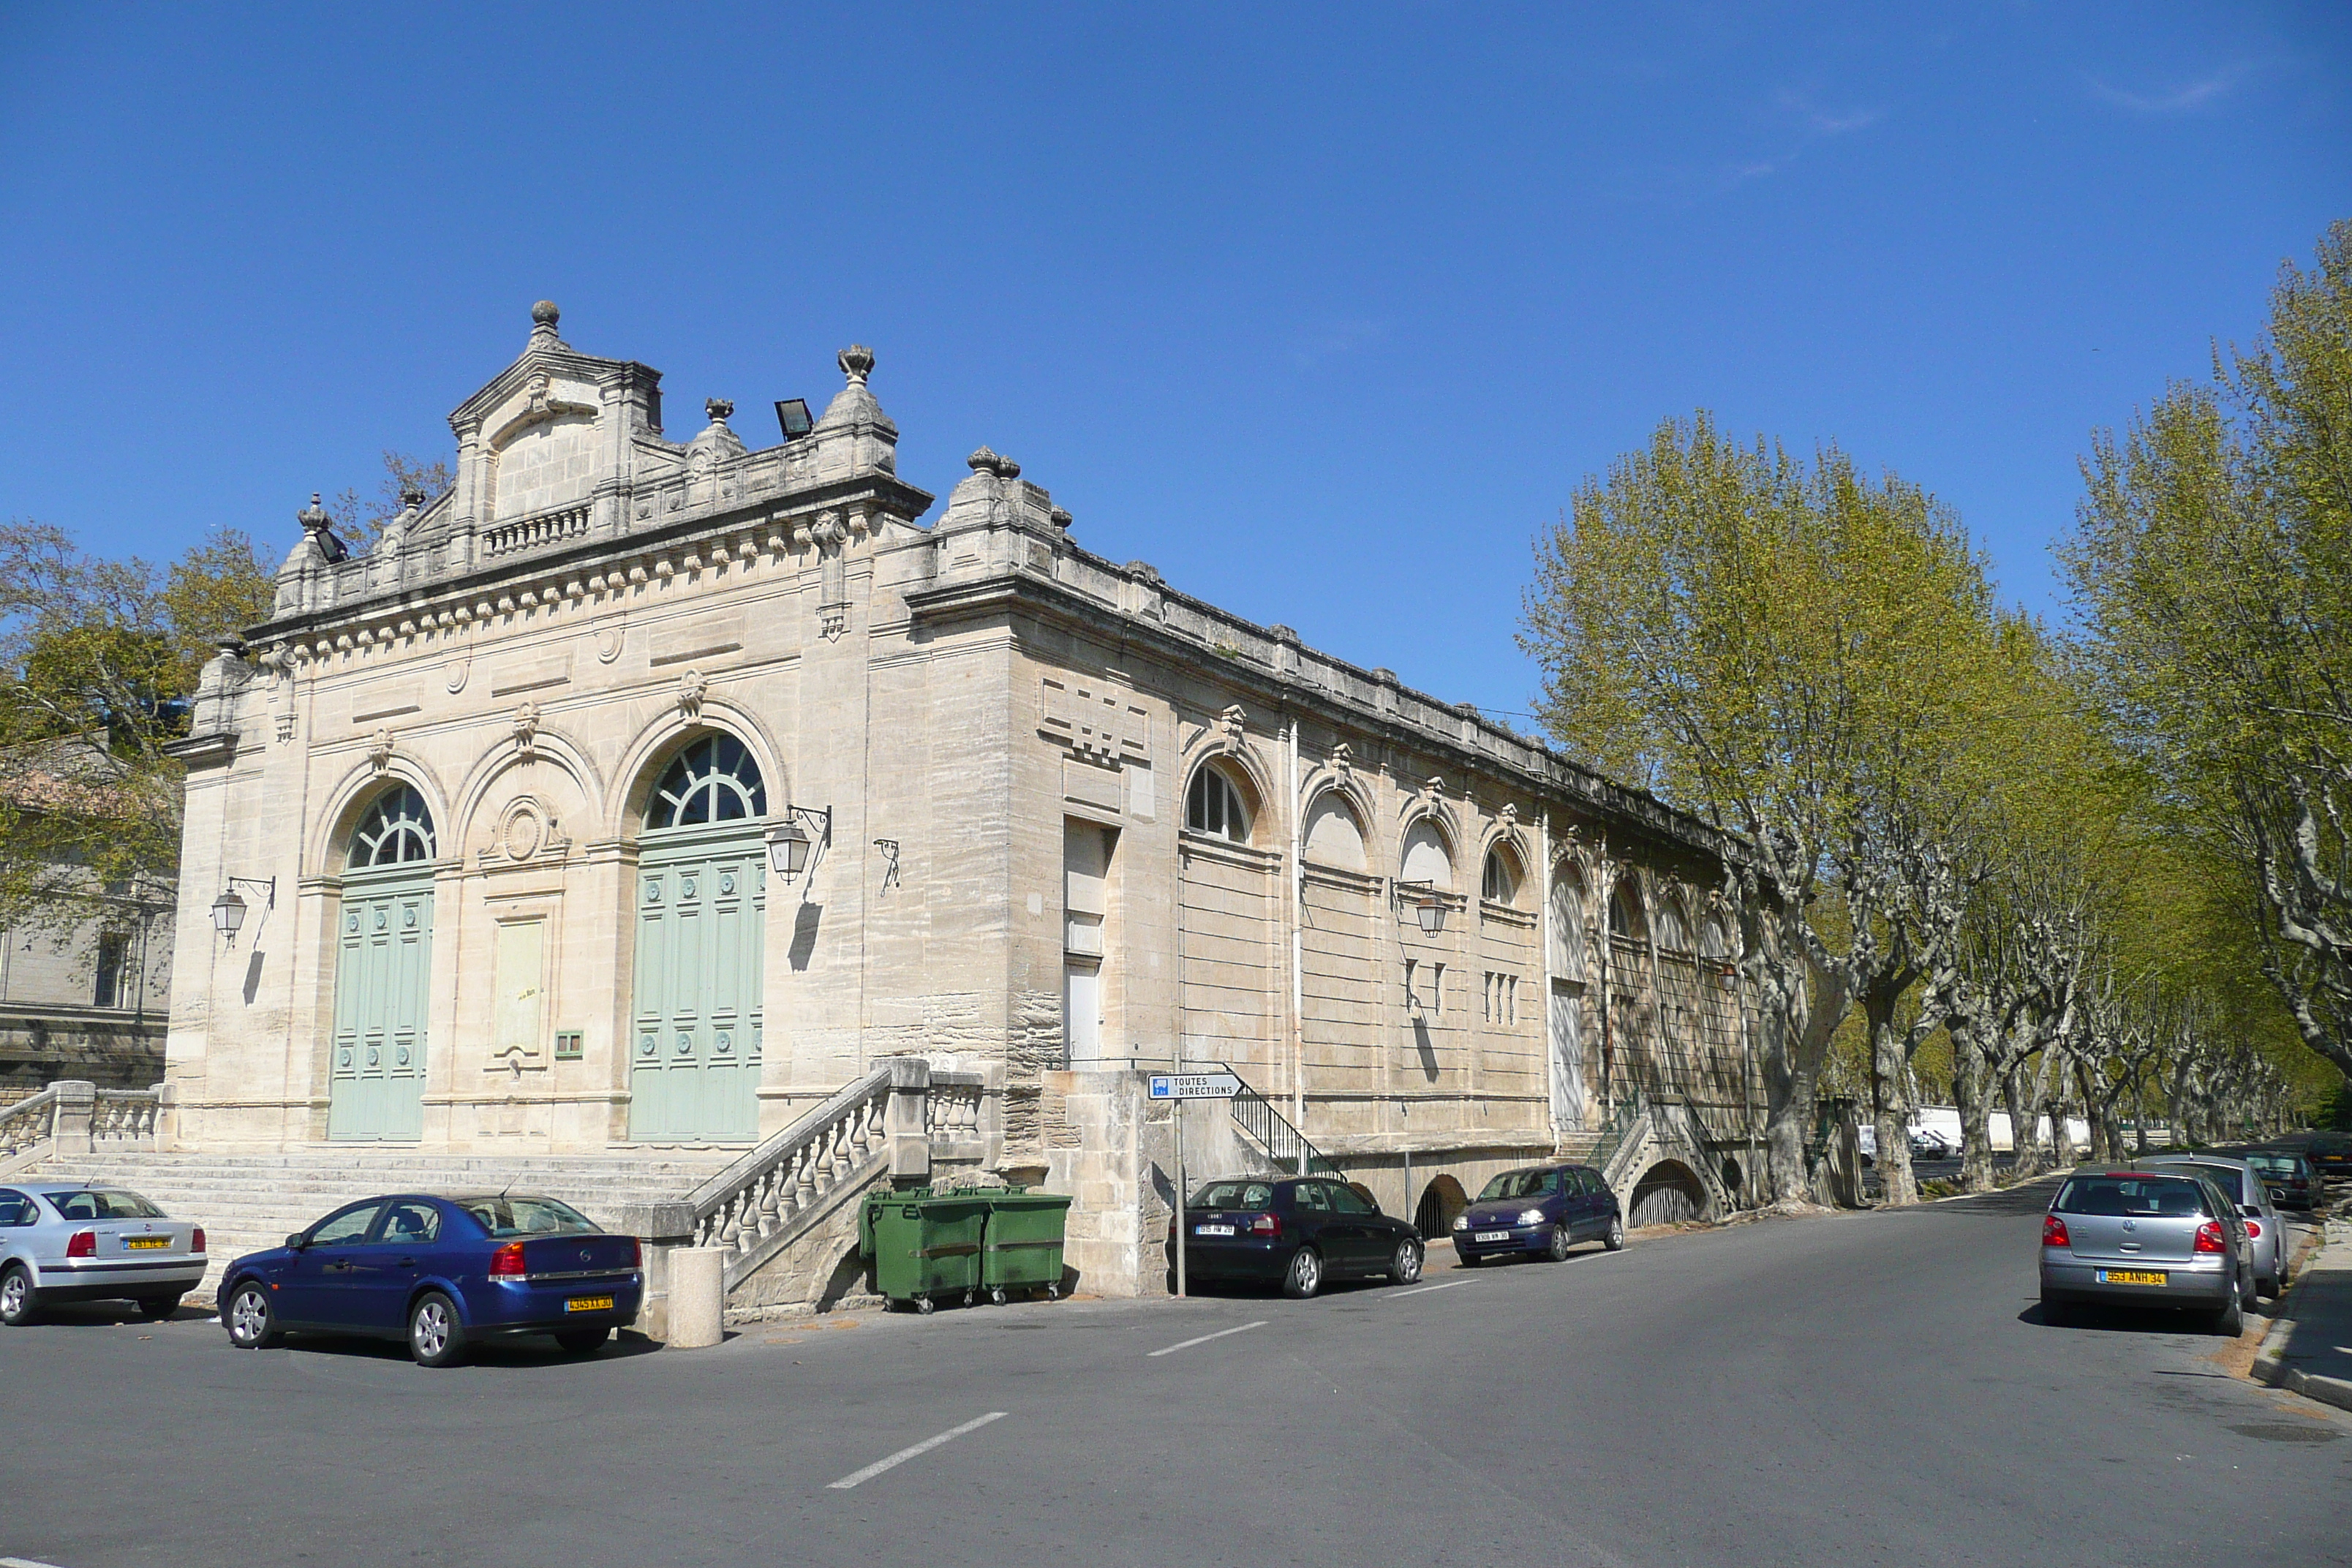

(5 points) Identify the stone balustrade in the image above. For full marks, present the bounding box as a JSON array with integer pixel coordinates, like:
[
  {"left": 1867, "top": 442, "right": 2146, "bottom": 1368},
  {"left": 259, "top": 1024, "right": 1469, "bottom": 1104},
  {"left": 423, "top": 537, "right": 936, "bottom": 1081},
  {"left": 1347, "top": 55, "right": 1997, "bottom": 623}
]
[
  {"left": 481, "top": 501, "right": 594, "bottom": 559},
  {"left": 0, "top": 1079, "right": 166, "bottom": 1172}
]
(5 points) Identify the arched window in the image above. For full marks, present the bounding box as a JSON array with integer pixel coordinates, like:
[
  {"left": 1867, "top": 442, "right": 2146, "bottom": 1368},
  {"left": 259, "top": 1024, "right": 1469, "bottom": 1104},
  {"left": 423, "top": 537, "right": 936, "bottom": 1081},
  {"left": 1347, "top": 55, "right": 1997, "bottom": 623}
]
[
  {"left": 1400, "top": 818, "right": 1454, "bottom": 892},
  {"left": 347, "top": 785, "right": 436, "bottom": 867},
  {"left": 1549, "top": 870, "right": 1586, "bottom": 980},
  {"left": 1185, "top": 764, "right": 1251, "bottom": 843},
  {"left": 1302, "top": 792, "right": 1365, "bottom": 870},
  {"left": 1481, "top": 843, "right": 1523, "bottom": 905},
  {"left": 1654, "top": 894, "right": 1689, "bottom": 954},
  {"left": 1608, "top": 883, "right": 1644, "bottom": 942},
  {"left": 645, "top": 734, "right": 767, "bottom": 830},
  {"left": 1700, "top": 913, "right": 1732, "bottom": 962}
]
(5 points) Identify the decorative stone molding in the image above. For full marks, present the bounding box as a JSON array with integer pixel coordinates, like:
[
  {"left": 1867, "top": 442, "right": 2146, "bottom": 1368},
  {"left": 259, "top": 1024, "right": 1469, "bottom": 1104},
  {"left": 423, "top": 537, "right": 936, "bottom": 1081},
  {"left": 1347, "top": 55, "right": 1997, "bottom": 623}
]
[
  {"left": 512, "top": 699, "right": 541, "bottom": 758},
  {"left": 366, "top": 728, "right": 394, "bottom": 772},
  {"left": 1219, "top": 704, "right": 1247, "bottom": 743},
  {"left": 676, "top": 668, "right": 709, "bottom": 722},
  {"left": 1330, "top": 741, "right": 1354, "bottom": 782}
]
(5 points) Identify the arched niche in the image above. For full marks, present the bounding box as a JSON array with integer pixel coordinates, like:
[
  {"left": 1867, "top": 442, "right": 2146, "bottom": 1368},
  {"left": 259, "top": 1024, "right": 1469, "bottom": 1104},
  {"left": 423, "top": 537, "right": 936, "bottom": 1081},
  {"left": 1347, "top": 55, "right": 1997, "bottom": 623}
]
[
  {"left": 1303, "top": 790, "right": 1368, "bottom": 871},
  {"left": 1400, "top": 817, "right": 1455, "bottom": 892}
]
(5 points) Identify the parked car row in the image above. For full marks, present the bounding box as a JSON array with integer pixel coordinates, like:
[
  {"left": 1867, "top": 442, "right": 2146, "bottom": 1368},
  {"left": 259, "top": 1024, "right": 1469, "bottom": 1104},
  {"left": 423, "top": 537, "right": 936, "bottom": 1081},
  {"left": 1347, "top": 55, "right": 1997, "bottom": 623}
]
[
  {"left": 1170, "top": 1162, "right": 1622, "bottom": 1299},
  {"left": 1, "top": 1183, "right": 641, "bottom": 1368},
  {"left": 2038, "top": 1155, "right": 2289, "bottom": 1333}
]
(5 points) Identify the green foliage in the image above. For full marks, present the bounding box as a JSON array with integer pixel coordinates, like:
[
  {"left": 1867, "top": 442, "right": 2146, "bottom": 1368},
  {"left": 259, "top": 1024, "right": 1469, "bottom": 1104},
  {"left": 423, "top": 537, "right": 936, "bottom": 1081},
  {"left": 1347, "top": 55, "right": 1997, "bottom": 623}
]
[
  {"left": 2064, "top": 219, "right": 2352, "bottom": 1085},
  {"left": 328, "top": 451, "right": 452, "bottom": 552},
  {"left": 0, "top": 521, "right": 274, "bottom": 933}
]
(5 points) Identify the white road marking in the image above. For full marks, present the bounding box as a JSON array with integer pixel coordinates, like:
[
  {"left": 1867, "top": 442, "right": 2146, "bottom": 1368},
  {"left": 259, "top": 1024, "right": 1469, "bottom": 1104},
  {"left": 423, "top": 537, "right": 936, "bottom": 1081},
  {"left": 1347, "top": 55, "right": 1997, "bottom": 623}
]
[
  {"left": 1147, "top": 1319, "right": 1268, "bottom": 1357},
  {"left": 826, "top": 1411, "right": 1006, "bottom": 1489},
  {"left": 4, "top": 1556, "right": 69, "bottom": 1567},
  {"left": 1387, "top": 1280, "right": 1466, "bottom": 1299}
]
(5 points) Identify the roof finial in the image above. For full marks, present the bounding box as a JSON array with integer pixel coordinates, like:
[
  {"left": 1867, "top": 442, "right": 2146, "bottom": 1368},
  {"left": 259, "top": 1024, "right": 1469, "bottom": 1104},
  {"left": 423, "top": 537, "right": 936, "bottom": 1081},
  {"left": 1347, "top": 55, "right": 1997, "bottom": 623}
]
[
  {"left": 705, "top": 397, "right": 734, "bottom": 425},
  {"left": 298, "top": 493, "right": 331, "bottom": 534},
  {"left": 531, "top": 300, "right": 561, "bottom": 336},
  {"left": 837, "top": 344, "right": 874, "bottom": 385}
]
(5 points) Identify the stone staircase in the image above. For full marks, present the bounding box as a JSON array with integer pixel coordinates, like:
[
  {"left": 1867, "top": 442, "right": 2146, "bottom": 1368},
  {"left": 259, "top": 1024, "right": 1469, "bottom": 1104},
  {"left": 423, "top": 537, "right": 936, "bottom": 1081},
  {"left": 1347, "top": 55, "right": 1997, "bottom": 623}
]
[{"left": 23, "top": 1149, "right": 736, "bottom": 1304}]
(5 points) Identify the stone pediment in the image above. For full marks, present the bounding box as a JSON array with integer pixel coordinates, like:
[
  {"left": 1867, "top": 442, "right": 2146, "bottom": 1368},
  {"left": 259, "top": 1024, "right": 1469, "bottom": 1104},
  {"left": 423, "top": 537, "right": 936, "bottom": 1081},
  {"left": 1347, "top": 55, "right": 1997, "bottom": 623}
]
[{"left": 446, "top": 302, "right": 663, "bottom": 442}]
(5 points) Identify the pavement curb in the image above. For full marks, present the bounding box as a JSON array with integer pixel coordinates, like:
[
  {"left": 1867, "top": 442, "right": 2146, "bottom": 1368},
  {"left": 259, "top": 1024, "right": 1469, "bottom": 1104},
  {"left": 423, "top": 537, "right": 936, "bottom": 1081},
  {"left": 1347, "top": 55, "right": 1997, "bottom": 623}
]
[{"left": 2248, "top": 1215, "right": 2352, "bottom": 1415}]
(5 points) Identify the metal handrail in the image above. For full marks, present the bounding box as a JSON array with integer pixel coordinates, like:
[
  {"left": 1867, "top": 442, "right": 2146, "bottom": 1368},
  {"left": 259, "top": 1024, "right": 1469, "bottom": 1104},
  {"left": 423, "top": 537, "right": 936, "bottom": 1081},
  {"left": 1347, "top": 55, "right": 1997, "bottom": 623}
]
[
  {"left": 1587, "top": 1088, "right": 1648, "bottom": 1183},
  {"left": 1220, "top": 1065, "right": 1342, "bottom": 1177}
]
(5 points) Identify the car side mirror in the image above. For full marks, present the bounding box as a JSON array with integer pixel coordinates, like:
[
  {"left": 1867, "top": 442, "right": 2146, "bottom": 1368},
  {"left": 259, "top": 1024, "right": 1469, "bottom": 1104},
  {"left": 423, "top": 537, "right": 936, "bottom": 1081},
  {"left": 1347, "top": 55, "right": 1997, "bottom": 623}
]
[{"left": 285, "top": 1232, "right": 309, "bottom": 1250}]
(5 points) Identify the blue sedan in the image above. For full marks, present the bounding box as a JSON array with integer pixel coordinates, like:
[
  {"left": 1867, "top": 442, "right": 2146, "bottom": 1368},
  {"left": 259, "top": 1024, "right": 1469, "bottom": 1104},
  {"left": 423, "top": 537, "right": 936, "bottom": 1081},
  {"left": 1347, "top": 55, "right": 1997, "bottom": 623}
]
[
  {"left": 1451, "top": 1164, "right": 1624, "bottom": 1265},
  {"left": 218, "top": 1194, "right": 642, "bottom": 1367}
]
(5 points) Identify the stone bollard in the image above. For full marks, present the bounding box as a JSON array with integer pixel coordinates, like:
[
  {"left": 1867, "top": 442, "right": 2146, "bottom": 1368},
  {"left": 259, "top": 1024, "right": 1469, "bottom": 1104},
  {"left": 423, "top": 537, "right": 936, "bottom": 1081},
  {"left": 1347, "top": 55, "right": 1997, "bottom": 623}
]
[{"left": 667, "top": 1247, "right": 725, "bottom": 1349}]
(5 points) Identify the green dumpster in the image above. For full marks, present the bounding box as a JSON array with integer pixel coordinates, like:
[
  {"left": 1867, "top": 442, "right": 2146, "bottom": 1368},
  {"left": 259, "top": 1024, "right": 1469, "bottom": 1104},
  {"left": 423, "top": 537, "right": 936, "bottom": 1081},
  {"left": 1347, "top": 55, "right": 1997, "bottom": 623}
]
[
  {"left": 979, "top": 1190, "right": 1073, "bottom": 1304},
  {"left": 862, "top": 1189, "right": 990, "bottom": 1313}
]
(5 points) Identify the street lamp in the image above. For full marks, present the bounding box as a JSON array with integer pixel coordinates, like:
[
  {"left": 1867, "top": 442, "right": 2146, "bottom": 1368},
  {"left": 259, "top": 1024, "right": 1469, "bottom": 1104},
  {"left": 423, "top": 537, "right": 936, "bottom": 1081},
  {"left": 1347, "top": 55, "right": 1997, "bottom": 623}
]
[
  {"left": 1393, "top": 880, "right": 1447, "bottom": 935},
  {"left": 211, "top": 876, "right": 276, "bottom": 946},
  {"left": 765, "top": 805, "right": 832, "bottom": 882}
]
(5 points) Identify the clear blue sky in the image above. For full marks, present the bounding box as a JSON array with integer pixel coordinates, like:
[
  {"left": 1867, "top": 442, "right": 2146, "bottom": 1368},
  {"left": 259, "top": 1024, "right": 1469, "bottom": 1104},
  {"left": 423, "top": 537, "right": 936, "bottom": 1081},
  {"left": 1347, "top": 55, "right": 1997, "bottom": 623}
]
[{"left": 1, "top": 4, "right": 2344, "bottom": 721}]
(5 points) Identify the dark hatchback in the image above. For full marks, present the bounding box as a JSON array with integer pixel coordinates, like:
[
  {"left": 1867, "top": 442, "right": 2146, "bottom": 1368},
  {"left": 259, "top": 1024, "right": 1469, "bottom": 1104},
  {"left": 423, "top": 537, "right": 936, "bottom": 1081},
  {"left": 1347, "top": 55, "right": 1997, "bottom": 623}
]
[
  {"left": 1172, "top": 1175, "right": 1424, "bottom": 1299},
  {"left": 2246, "top": 1150, "right": 2318, "bottom": 1212},
  {"left": 2310, "top": 1134, "right": 2352, "bottom": 1188},
  {"left": 219, "top": 1194, "right": 642, "bottom": 1367},
  {"left": 1451, "top": 1164, "right": 1623, "bottom": 1265}
]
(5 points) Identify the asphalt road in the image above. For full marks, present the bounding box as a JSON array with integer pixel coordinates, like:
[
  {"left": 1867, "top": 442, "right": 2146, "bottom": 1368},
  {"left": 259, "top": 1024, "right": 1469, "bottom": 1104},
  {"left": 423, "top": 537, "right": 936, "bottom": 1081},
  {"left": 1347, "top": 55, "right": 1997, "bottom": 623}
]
[{"left": 3, "top": 1178, "right": 2345, "bottom": 1568}]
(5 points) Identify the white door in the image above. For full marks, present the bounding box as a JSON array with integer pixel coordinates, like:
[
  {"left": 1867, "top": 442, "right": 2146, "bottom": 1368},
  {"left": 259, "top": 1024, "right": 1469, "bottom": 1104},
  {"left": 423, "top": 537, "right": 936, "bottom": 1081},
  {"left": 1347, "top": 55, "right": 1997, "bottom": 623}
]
[
  {"left": 1064, "top": 960, "right": 1103, "bottom": 1065},
  {"left": 1550, "top": 981, "right": 1586, "bottom": 1131}
]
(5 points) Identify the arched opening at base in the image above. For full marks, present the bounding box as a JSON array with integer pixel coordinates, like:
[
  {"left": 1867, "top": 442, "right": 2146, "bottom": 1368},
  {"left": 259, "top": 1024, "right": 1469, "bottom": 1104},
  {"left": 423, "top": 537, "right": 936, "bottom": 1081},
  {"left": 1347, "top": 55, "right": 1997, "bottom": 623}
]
[
  {"left": 1414, "top": 1175, "right": 1469, "bottom": 1240},
  {"left": 1628, "top": 1159, "right": 1710, "bottom": 1227}
]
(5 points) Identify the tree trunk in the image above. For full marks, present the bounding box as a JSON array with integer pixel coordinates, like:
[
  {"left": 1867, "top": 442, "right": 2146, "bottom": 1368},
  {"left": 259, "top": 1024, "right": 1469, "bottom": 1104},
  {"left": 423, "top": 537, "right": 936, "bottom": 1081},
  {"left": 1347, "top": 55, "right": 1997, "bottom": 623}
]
[
  {"left": 2002, "top": 1064, "right": 2043, "bottom": 1179},
  {"left": 1865, "top": 983, "right": 1918, "bottom": 1207},
  {"left": 1950, "top": 1023, "right": 1997, "bottom": 1192}
]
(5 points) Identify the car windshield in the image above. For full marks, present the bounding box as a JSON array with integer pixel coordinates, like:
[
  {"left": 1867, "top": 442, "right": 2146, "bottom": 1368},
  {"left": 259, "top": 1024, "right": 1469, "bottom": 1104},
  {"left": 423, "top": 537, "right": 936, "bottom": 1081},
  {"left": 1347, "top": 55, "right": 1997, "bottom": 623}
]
[
  {"left": 2245, "top": 1154, "right": 2299, "bottom": 1175},
  {"left": 1477, "top": 1169, "right": 1561, "bottom": 1202},
  {"left": 2052, "top": 1175, "right": 2212, "bottom": 1218},
  {"left": 42, "top": 1188, "right": 165, "bottom": 1221},
  {"left": 2177, "top": 1164, "right": 2250, "bottom": 1199},
  {"left": 458, "top": 1196, "right": 595, "bottom": 1237},
  {"left": 1191, "top": 1180, "right": 1275, "bottom": 1210}
]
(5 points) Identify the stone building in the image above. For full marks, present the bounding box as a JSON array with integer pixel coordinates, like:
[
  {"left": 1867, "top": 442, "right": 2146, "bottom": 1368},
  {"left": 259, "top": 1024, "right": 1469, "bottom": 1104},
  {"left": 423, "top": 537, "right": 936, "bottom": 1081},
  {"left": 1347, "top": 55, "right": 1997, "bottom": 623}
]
[{"left": 155, "top": 304, "right": 1757, "bottom": 1301}]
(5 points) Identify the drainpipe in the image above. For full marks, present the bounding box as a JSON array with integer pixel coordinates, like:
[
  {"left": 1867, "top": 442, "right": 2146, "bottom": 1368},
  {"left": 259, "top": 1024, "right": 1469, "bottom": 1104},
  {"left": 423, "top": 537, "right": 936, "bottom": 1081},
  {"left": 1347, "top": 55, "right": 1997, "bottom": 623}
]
[{"left": 1287, "top": 719, "right": 1305, "bottom": 1134}]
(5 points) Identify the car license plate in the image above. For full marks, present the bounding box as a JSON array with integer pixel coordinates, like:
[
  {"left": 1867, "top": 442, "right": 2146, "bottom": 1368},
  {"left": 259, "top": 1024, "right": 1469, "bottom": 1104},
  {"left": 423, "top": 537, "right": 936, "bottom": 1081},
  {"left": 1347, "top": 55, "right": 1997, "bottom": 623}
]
[
  {"left": 123, "top": 1237, "right": 171, "bottom": 1251},
  {"left": 2095, "top": 1269, "right": 2166, "bottom": 1286},
  {"left": 1194, "top": 1224, "right": 1235, "bottom": 1237},
  {"left": 565, "top": 1295, "right": 615, "bottom": 1313},
  {"left": 1474, "top": 1230, "right": 1511, "bottom": 1243}
]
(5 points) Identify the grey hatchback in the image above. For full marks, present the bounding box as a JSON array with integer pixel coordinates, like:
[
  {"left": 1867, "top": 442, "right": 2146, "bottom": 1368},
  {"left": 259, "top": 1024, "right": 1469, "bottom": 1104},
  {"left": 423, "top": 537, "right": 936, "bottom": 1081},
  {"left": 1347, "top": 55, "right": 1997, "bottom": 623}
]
[
  {"left": 2139, "top": 1155, "right": 2285, "bottom": 1296},
  {"left": 0, "top": 1184, "right": 208, "bottom": 1325},
  {"left": 2039, "top": 1166, "right": 2255, "bottom": 1334}
]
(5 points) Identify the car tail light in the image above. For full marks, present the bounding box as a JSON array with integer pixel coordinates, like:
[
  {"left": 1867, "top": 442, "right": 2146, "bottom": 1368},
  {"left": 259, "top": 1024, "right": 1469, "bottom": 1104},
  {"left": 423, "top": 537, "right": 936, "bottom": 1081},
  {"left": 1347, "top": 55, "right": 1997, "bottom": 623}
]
[
  {"left": 66, "top": 1229, "right": 95, "bottom": 1259},
  {"left": 2041, "top": 1215, "right": 2069, "bottom": 1248},
  {"left": 627, "top": 1237, "right": 642, "bottom": 1268},
  {"left": 2244, "top": 1220, "right": 2262, "bottom": 1239},
  {"left": 192, "top": 1227, "right": 206, "bottom": 1254},
  {"left": 489, "top": 1240, "right": 527, "bottom": 1278},
  {"left": 2193, "top": 1221, "right": 2226, "bottom": 1254},
  {"left": 1248, "top": 1213, "right": 1281, "bottom": 1237}
]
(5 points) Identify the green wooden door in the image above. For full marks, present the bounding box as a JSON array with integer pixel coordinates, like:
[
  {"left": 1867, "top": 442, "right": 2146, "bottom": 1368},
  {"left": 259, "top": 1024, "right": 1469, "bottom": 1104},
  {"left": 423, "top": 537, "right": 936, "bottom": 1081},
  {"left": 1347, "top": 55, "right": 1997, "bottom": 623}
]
[
  {"left": 328, "top": 870, "right": 434, "bottom": 1141},
  {"left": 629, "top": 832, "right": 764, "bottom": 1142}
]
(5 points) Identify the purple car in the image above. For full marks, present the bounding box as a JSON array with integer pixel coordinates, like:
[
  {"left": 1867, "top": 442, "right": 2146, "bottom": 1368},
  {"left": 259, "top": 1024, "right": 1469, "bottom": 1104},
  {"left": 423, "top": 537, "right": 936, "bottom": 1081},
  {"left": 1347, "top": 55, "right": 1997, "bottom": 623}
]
[{"left": 1451, "top": 1163, "right": 1623, "bottom": 1265}]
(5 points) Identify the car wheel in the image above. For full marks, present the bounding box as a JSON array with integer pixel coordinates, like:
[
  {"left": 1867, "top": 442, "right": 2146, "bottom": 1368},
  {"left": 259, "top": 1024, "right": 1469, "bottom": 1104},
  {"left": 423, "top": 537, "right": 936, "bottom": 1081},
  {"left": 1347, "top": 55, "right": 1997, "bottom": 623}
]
[
  {"left": 1547, "top": 1225, "right": 1573, "bottom": 1262},
  {"left": 554, "top": 1327, "right": 608, "bottom": 1356},
  {"left": 2209, "top": 1275, "right": 2244, "bottom": 1338},
  {"left": 0, "top": 1262, "right": 38, "bottom": 1327},
  {"left": 1389, "top": 1240, "right": 1424, "bottom": 1285},
  {"left": 1602, "top": 1214, "right": 1626, "bottom": 1252},
  {"left": 1281, "top": 1248, "right": 1322, "bottom": 1300},
  {"left": 137, "top": 1294, "right": 182, "bottom": 1321},
  {"left": 224, "top": 1281, "right": 280, "bottom": 1349},
  {"left": 408, "top": 1291, "right": 467, "bottom": 1368}
]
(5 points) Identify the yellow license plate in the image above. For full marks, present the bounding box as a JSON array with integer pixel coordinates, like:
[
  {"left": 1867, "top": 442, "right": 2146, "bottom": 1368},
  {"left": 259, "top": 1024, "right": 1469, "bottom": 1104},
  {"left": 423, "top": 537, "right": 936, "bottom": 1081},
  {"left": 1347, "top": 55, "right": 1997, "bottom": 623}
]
[
  {"left": 124, "top": 1237, "right": 171, "bottom": 1250},
  {"left": 565, "top": 1295, "right": 615, "bottom": 1313},
  {"left": 2097, "top": 1269, "right": 2166, "bottom": 1286}
]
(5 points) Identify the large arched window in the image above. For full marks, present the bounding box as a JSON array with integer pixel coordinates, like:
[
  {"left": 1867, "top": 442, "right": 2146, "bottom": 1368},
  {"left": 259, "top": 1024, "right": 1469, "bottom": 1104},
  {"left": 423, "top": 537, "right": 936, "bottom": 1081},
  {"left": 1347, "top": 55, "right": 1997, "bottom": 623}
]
[
  {"left": 1654, "top": 894, "right": 1690, "bottom": 954},
  {"left": 1185, "top": 763, "right": 1251, "bottom": 843},
  {"left": 1608, "top": 882, "right": 1645, "bottom": 942},
  {"left": 1400, "top": 818, "right": 1454, "bottom": 892},
  {"left": 347, "top": 785, "right": 436, "bottom": 867},
  {"left": 645, "top": 734, "right": 767, "bottom": 830},
  {"left": 1302, "top": 791, "right": 1366, "bottom": 870},
  {"left": 1549, "top": 868, "right": 1586, "bottom": 980},
  {"left": 1481, "top": 843, "right": 1524, "bottom": 905}
]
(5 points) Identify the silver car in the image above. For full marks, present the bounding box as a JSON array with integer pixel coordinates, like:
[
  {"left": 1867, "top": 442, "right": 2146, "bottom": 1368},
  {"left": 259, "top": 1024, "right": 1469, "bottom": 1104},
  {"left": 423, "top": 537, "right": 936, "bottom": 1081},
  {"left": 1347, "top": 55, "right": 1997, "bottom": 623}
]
[
  {"left": 0, "top": 1183, "right": 208, "bottom": 1326},
  {"left": 2140, "top": 1155, "right": 2287, "bottom": 1296},
  {"left": 2039, "top": 1165, "right": 2255, "bottom": 1333}
]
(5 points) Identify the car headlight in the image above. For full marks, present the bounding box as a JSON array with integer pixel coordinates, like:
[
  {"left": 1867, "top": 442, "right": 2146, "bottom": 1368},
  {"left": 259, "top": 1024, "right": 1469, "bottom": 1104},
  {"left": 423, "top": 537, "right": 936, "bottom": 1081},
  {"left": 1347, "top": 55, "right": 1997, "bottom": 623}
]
[
  {"left": 1518, "top": 1208, "right": 1546, "bottom": 1226},
  {"left": 1451, "top": 1215, "right": 1469, "bottom": 1232}
]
